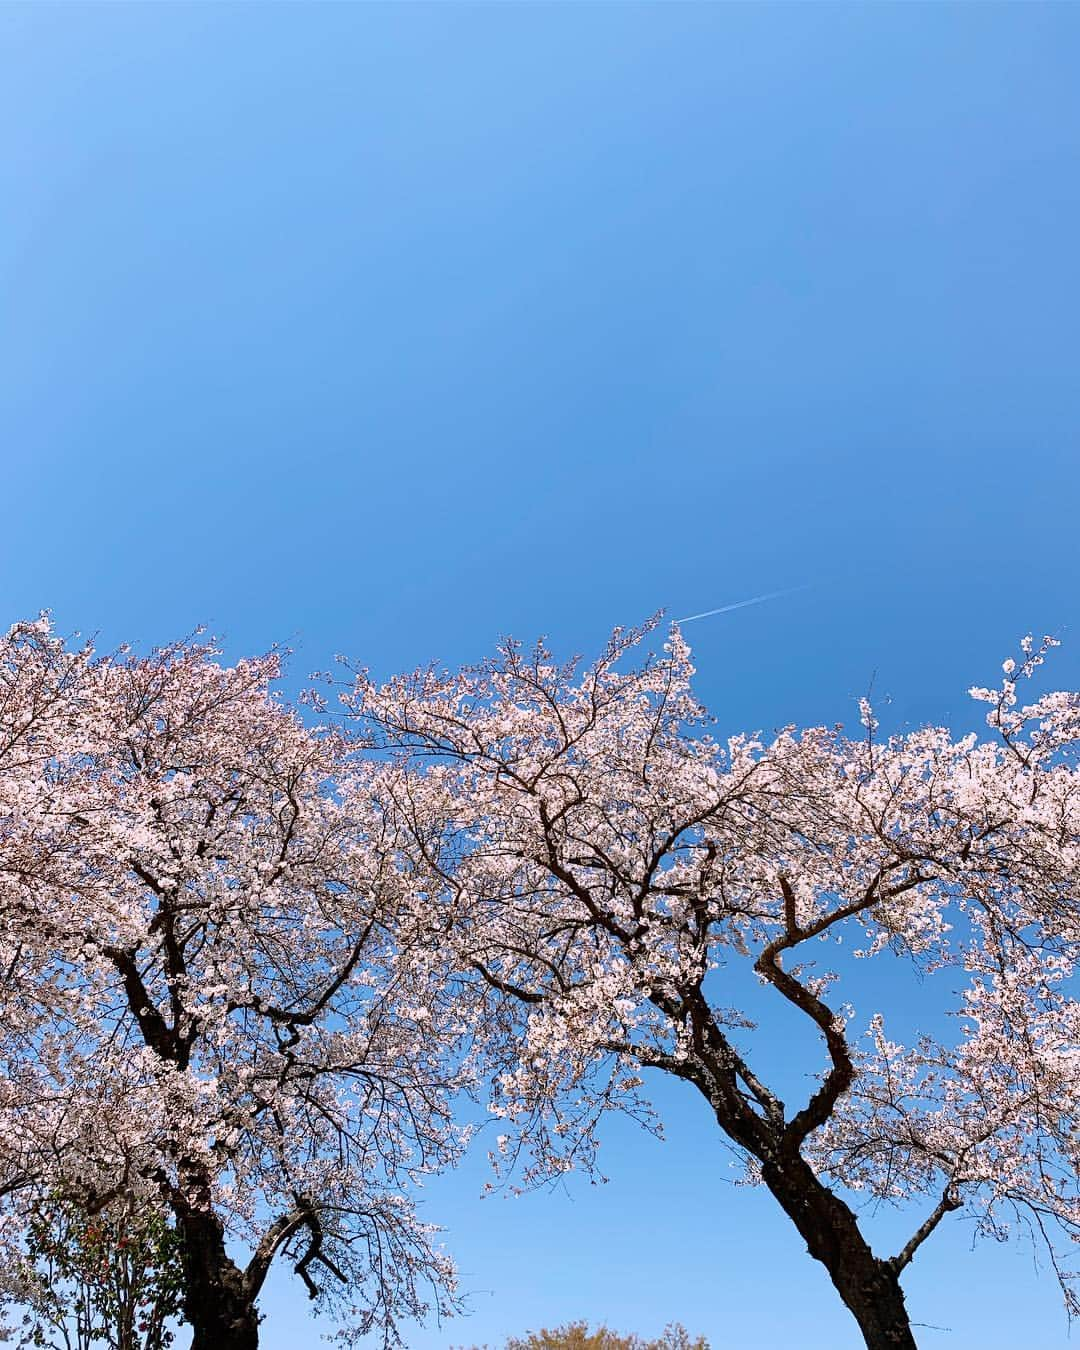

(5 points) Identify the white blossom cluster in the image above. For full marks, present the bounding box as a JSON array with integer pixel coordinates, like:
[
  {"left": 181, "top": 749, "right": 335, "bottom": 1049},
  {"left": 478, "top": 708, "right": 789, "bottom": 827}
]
[
  {"left": 351, "top": 618, "right": 1080, "bottom": 1312},
  {"left": 0, "top": 617, "right": 469, "bottom": 1345},
  {"left": 5, "top": 610, "right": 1080, "bottom": 1344}
]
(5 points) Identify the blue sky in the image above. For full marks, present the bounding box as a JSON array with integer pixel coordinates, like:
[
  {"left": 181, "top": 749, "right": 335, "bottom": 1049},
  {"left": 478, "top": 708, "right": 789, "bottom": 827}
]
[{"left": 3, "top": 4, "right": 1079, "bottom": 1347}]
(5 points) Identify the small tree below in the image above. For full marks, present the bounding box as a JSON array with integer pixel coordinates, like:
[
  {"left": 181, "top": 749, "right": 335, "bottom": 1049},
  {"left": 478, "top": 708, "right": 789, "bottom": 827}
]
[
  {"left": 13, "top": 1193, "right": 184, "bottom": 1350},
  {"left": 460, "top": 1320, "right": 708, "bottom": 1350}
]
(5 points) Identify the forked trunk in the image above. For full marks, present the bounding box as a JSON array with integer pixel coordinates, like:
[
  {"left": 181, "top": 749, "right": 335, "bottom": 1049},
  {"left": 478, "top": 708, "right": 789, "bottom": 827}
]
[{"left": 761, "top": 1154, "right": 918, "bottom": 1350}]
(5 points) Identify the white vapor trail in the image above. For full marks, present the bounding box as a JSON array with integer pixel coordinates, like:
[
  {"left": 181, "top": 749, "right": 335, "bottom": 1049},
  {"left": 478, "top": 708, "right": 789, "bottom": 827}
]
[{"left": 675, "top": 585, "right": 810, "bottom": 625}]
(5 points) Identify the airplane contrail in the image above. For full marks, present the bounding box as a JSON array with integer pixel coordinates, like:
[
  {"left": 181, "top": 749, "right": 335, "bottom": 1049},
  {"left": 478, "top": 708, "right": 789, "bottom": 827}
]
[{"left": 676, "top": 584, "right": 810, "bottom": 625}]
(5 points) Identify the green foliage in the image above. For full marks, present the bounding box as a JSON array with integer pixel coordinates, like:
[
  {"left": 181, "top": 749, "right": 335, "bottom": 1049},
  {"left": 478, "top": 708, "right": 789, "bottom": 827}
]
[
  {"left": 459, "top": 1320, "right": 709, "bottom": 1350},
  {"left": 15, "top": 1194, "right": 185, "bottom": 1350}
]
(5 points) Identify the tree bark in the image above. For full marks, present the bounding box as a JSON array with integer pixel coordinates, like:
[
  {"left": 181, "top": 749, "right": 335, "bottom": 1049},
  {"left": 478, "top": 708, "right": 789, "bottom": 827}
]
[
  {"left": 761, "top": 1154, "right": 918, "bottom": 1350},
  {"left": 171, "top": 1165, "right": 261, "bottom": 1350}
]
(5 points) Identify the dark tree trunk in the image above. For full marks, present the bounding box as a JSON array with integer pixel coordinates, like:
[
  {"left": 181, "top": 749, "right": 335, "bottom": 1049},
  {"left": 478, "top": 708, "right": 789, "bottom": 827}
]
[
  {"left": 761, "top": 1154, "right": 918, "bottom": 1350},
  {"left": 171, "top": 1165, "right": 261, "bottom": 1350}
]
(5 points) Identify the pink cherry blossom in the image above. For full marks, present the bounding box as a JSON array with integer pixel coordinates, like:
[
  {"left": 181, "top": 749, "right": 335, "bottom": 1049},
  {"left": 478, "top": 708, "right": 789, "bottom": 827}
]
[
  {"left": 0, "top": 618, "right": 468, "bottom": 1350},
  {"left": 351, "top": 617, "right": 1080, "bottom": 1350}
]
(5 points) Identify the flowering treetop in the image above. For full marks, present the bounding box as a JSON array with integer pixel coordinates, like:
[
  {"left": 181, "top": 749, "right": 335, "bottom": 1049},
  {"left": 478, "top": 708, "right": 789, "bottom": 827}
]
[
  {"left": 0, "top": 616, "right": 472, "bottom": 1349},
  {"left": 348, "top": 617, "right": 1080, "bottom": 1348}
]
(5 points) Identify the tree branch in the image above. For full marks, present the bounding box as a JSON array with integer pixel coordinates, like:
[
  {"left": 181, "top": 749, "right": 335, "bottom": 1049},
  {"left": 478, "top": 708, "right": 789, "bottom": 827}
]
[
  {"left": 244, "top": 1205, "right": 313, "bottom": 1299},
  {"left": 889, "top": 1187, "right": 963, "bottom": 1273}
]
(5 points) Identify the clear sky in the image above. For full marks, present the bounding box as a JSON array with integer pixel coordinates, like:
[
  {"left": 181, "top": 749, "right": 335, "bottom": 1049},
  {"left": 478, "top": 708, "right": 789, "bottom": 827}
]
[{"left": 3, "top": 4, "right": 1080, "bottom": 1347}]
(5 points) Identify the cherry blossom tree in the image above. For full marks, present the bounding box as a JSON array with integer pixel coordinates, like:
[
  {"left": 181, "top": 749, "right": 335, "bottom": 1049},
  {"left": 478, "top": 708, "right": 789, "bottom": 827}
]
[
  {"left": 351, "top": 619, "right": 1080, "bottom": 1350},
  {"left": 0, "top": 618, "right": 470, "bottom": 1350}
]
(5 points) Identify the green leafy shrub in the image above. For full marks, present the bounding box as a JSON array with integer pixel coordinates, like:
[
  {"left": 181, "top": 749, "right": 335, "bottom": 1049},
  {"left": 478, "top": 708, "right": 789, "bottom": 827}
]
[{"left": 14, "top": 1194, "right": 184, "bottom": 1350}]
